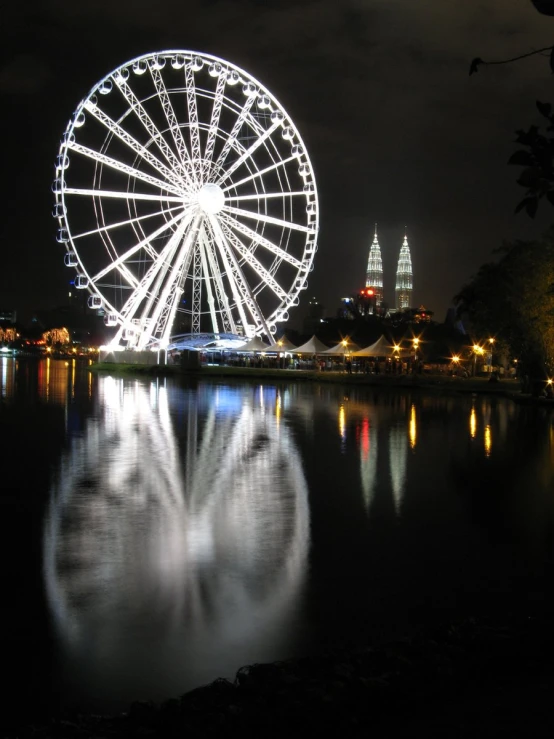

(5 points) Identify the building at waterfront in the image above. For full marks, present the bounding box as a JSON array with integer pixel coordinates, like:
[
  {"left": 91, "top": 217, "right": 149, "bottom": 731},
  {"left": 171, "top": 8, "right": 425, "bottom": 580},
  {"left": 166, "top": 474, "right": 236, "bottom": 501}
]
[
  {"left": 365, "top": 224, "right": 384, "bottom": 308},
  {"left": 395, "top": 232, "right": 413, "bottom": 310}
]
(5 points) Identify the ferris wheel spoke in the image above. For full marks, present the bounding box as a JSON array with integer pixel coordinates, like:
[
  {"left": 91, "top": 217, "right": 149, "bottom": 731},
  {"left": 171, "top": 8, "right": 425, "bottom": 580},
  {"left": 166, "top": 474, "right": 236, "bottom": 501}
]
[
  {"left": 217, "top": 120, "right": 281, "bottom": 186},
  {"left": 83, "top": 101, "right": 184, "bottom": 189},
  {"left": 90, "top": 208, "right": 190, "bottom": 284},
  {"left": 113, "top": 75, "right": 190, "bottom": 182},
  {"left": 204, "top": 73, "right": 226, "bottom": 180},
  {"left": 63, "top": 188, "right": 186, "bottom": 204},
  {"left": 208, "top": 216, "right": 272, "bottom": 337},
  {"left": 220, "top": 221, "right": 288, "bottom": 302},
  {"left": 149, "top": 65, "right": 195, "bottom": 181},
  {"left": 214, "top": 94, "right": 256, "bottom": 174},
  {"left": 72, "top": 204, "right": 184, "bottom": 241},
  {"left": 67, "top": 142, "right": 184, "bottom": 197},
  {"left": 220, "top": 155, "right": 296, "bottom": 193},
  {"left": 185, "top": 63, "right": 203, "bottom": 185},
  {"left": 199, "top": 226, "right": 236, "bottom": 333},
  {"left": 220, "top": 214, "right": 303, "bottom": 269},
  {"left": 222, "top": 205, "right": 313, "bottom": 234},
  {"left": 227, "top": 191, "right": 306, "bottom": 202}
]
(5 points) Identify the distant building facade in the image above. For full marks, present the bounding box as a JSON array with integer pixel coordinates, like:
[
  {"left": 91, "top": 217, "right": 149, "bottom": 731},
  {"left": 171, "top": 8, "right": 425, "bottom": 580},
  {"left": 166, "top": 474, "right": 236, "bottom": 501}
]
[
  {"left": 395, "top": 233, "right": 413, "bottom": 310},
  {"left": 365, "top": 224, "right": 384, "bottom": 309},
  {"left": 363, "top": 227, "right": 415, "bottom": 311},
  {"left": 0, "top": 309, "right": 16, "bottom": 324}
]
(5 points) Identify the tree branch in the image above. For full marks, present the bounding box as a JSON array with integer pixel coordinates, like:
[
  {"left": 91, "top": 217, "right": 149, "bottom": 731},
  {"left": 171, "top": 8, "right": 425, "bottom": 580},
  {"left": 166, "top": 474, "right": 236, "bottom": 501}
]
[{"left": 469, "top": 46, "right": 554, "bottom": 75}]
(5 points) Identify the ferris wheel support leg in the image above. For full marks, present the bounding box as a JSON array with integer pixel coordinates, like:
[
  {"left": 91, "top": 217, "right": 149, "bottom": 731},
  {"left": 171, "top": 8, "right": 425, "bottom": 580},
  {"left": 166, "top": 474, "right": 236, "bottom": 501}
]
[
  {"left": 147, "top": 213, "right": 203, "bottom": 350},
  {"left": 200, "top": 226, "right": 235, "bottom": 334},
  {"left": 191, "top": 247, "right": 202, "bottom": 334},
  {"left": 116, "top": 214, "right": 193, "bottom": 348},
  {"left": 205, "top": 218, "right": 251, "bottom": 334},
  {"left": 208, "top": 216, "right": 273, "bottom": 341},
  {"left": 198, "top": 237, "right": 220, "bottom": 336}
]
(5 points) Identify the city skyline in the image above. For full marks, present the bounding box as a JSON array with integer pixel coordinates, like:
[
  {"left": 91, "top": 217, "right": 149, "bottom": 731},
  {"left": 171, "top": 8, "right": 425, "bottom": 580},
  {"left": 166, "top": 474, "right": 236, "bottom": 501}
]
[
  {"left": 365, "top": 224, "right": 414, "bottom": 312},
  {"left": 1, "top": 1, "right": 554, "bottom": 327}
]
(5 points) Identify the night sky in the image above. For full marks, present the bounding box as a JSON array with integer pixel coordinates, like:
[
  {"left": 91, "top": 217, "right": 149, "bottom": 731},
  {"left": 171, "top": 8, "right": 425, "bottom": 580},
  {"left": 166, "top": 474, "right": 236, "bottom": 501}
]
[{"left": 2, "top": 0, "right": 554, "bottom": 325}]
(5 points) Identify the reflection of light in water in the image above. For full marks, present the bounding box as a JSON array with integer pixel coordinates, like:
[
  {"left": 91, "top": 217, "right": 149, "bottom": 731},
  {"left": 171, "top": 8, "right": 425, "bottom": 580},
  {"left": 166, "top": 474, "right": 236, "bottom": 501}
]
[
  {"left": 0, "top": 357, "right": 13, "bottom": 398},
  {"left": 276, "top": 390, "right": 281, "bottom": 426},
  {"left": 71, "top": 359, "right": 75, "bottom": 400},
  {"left": 361, "top": 418, "right": 369, "bottom": 460},
  {"left": 389, "top": 425, "right": 407, "bottom": 513},
  {"left": 339, "top": 404, "right": 346, "bottom": 443},
  {"left": 359, "top": 418, "right": 378, "bottom": 509},
  {"left": 470, "top": 407, "right": 477, "bottom": 438},
  {"left": 46, "top": 357, "right": 50, "bottom": 401},
  {"left": 484, "top": 424, "right": 492, "bottom": 457},
  {"left": 409, "top": 404, "right": 417, "bottom": 449},
  {"left": 43, "top": 377, "right": 309, "bottom": 700}
]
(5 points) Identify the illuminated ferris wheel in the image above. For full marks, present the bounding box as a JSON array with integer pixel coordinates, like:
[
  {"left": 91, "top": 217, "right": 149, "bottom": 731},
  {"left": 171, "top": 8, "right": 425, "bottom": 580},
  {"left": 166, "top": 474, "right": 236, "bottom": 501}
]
[{"left": 52, "top": 50, "right": 319, "bottom": 350}]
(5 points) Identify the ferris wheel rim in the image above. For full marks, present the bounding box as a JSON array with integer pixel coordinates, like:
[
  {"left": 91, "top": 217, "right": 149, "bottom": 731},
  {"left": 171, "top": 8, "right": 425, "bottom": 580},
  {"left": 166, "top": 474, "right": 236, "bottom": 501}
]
[{"left": 54, "top": 50, "right": 319, "bottom": 348}]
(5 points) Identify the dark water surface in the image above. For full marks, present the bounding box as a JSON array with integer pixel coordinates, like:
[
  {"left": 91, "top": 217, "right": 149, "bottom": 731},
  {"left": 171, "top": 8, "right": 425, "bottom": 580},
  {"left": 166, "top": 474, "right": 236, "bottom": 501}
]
[{"left": 2, "top": 357, "right": 554, "bottom": 717}]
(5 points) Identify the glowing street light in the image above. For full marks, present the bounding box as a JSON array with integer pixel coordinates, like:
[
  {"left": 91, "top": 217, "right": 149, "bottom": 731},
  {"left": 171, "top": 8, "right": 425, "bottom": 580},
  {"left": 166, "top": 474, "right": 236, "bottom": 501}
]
[
  {"left": 472, "top": 344, "right": 484, "bottom": 376},
  {"left": 488, "top": 337, "right": 495, "bottom": 373}
]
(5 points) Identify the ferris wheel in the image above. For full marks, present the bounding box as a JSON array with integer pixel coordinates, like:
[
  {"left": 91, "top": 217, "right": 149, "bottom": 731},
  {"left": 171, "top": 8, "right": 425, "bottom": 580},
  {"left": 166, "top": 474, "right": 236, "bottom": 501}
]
[{"left": 52, "top": 50, "right": 319, "bottom": 350}]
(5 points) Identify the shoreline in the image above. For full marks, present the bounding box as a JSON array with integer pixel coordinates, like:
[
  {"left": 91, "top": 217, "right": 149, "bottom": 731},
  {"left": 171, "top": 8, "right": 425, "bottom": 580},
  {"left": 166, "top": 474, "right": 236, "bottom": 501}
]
[{"left": 89, "top": 362, "right": 551, "bottom": 404}]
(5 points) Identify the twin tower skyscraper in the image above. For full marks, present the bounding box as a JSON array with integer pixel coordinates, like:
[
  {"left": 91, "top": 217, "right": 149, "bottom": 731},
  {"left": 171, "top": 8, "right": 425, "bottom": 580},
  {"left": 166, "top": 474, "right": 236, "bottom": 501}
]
[{"left": 365, "top": 224, "right": 413, "bottom": 311}]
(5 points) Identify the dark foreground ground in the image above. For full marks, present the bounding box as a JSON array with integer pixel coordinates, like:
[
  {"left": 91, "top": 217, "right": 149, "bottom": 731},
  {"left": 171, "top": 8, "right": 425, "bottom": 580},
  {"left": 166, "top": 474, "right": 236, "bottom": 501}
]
[{"left": 8, "top": 616, "right": 554, "bottom": 738}]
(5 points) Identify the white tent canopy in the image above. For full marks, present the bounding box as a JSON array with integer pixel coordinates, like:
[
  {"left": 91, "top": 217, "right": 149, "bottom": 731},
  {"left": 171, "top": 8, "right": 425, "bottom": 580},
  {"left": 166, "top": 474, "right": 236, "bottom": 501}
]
[
  {"left": 265, "top": 336, "right": 298, "bottom": 352},
  {"left": 235, "top": 336, "right": 271, "bottom": 352},
  {"left": 352, "top": 335, "right": 410, "bottom": 358},
  {"left": 290, "top": 335, "right": 329, "bottom": 354},
  {"left": 322, "top": 341, "right": 361, "bottom": 355}
]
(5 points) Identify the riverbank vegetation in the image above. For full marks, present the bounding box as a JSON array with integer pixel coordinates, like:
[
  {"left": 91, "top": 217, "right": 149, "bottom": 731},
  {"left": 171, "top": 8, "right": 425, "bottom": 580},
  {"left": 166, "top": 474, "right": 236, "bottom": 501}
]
[{"left": 455, "top": 226, "right": 554, "bottom": 385}]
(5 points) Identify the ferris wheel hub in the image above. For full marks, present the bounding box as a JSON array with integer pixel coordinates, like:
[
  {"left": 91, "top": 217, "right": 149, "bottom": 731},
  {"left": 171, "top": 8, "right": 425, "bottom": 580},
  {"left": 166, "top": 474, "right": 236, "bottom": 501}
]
[{"left": 197, "top": 183, "right": 225, "bottom": 214}]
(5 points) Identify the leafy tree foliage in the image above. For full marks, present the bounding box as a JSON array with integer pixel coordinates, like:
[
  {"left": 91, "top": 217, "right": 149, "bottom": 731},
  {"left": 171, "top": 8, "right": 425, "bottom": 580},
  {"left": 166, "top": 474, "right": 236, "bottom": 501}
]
[
  {"left": 455, "top": 228, "right": 554, "bottom": 378},
  {"left": 469, "top": 0, "right": 554, "bottom": 216},
  {"left": 508, "top": 102, "right": 554, "bottom": 217}
]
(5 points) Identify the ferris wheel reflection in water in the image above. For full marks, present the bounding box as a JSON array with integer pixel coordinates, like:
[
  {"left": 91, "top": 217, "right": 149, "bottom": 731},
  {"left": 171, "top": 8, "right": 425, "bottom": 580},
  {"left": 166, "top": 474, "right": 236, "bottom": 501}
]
[{"left": 43, "top": 377, "right": 310, "bottom": 703}]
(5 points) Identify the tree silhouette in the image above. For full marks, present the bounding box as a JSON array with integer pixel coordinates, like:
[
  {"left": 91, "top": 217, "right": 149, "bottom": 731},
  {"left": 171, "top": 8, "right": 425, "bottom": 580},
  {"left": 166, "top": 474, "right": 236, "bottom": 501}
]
[{"left": 470, "top": 0, "right": 554, "bottom": 216}]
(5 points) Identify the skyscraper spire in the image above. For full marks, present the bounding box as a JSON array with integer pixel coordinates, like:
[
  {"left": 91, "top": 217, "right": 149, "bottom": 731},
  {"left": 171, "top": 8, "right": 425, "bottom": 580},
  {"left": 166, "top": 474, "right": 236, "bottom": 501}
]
[
  {"left": 365, "top": 222, "right": 384, "bottom": 308},
  {"left": 395, "top": 230, "right": 413, "bottom": 310}
]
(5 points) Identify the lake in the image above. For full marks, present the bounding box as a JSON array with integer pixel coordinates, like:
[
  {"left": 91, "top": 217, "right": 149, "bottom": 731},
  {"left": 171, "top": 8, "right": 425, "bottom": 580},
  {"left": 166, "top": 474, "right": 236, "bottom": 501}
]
[{"left": 2, "top": 357, "right": 554, "bottom": 718}]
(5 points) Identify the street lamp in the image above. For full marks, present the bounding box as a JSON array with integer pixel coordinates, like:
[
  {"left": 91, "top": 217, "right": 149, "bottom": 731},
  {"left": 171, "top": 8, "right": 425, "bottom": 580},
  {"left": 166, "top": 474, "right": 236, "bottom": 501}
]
[
  {"left": 472, "top": 344, "right": 484, "bottom": 376},
  {"left": 412, "top": 337, "right": 420, "bottom": 373},
  {"left": 488, "top": 338, "right": 495, "bottom": 373},
  {"left": 341, "top": 339, "right": 350, "bottom": 372}
]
